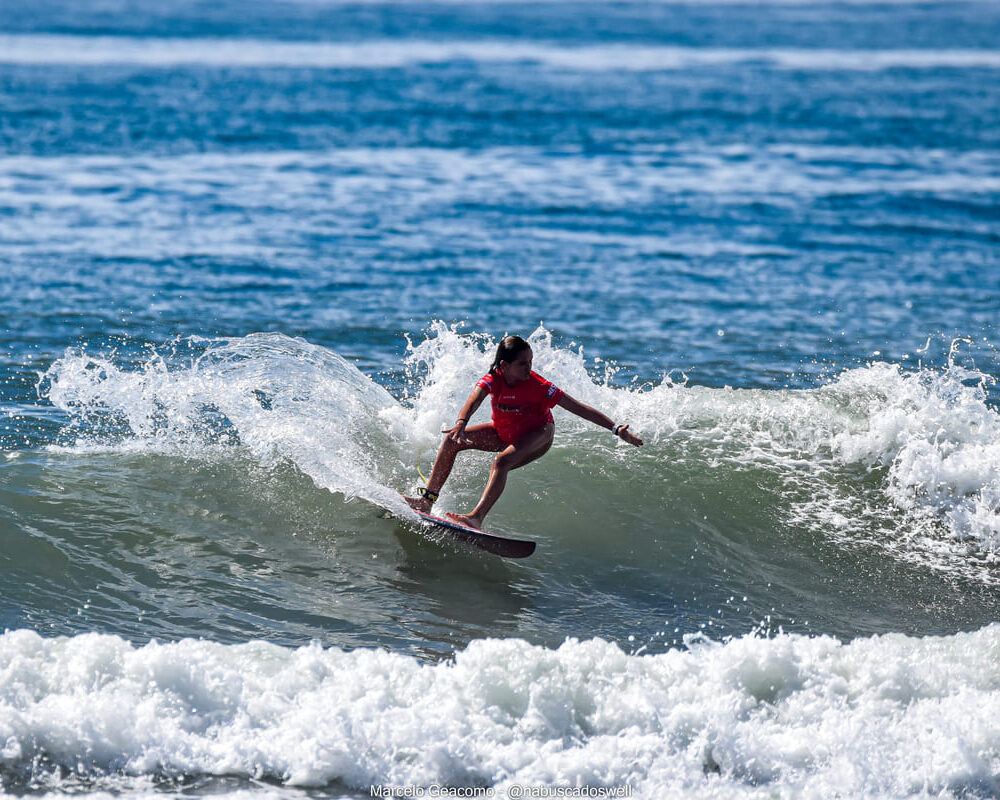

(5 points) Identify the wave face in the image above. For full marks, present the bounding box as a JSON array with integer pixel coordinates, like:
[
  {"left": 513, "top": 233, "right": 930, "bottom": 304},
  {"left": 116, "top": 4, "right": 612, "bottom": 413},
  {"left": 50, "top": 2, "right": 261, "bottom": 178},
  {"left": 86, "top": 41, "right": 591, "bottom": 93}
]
[
  {"left": 37, "top": 328, "right": 1000, "bottom": 579},
  {"left": 2, "top": 626, "right": 1000, "bottom": 798}
]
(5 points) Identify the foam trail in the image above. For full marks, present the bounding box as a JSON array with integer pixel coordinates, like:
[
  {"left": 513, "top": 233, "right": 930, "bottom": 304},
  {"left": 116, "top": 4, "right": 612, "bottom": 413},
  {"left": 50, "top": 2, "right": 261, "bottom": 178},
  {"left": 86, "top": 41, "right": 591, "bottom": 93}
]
[
  {"left": 3, "top": 35, "right": 1000, "bottom": 70},
  {"left": 2, "top": 626, "right": 1000, "bottom": 797}
]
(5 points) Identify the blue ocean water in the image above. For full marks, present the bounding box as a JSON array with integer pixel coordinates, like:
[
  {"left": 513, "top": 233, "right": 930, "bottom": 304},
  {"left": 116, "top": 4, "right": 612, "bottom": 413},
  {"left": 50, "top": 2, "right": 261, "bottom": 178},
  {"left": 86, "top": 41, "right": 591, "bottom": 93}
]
[{"left": 2, "top": 1, "right": 1000, "bottom": 797}]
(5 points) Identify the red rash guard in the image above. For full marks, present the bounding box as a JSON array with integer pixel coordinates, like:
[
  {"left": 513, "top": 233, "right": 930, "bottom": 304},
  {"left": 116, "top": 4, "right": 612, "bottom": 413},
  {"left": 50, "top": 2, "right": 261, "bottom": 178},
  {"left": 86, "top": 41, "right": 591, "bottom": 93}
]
[{"left": 476, "top": 371, "right": 564, "bottom": 445}]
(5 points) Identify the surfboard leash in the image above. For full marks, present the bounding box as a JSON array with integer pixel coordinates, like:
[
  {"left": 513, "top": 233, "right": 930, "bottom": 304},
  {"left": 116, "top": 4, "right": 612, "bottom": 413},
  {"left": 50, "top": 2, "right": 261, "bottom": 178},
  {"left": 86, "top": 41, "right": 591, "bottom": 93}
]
[
  {"left": 417, "top": 447, "right": 428, "bottom": 485},
  {"left": 415, "top": 449, "right": 440, "bottom": 502}
]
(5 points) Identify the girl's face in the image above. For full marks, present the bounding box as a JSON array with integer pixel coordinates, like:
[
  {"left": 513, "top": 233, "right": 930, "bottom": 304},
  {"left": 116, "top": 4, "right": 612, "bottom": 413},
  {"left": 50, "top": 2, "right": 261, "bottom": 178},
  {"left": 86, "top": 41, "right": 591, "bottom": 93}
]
[{"left": 501, "top": 348, "right": 533, "bottom": 385}]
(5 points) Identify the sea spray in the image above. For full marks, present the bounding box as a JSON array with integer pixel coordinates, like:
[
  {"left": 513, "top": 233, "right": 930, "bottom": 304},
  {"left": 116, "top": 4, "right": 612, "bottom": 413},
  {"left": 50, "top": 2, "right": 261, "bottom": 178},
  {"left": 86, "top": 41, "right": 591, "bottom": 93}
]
[{"left": 39, "top": 334, "right": 409, "bottom": 513}]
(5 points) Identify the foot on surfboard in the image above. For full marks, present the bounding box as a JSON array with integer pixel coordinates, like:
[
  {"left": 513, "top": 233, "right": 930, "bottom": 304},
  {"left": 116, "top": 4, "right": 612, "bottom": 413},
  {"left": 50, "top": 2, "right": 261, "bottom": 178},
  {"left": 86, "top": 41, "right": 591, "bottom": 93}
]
[
  {"left": 406, "top": 506, "right": 537, "bottom": 558},
  {"left": 445, "top": 511, "right": 483, "bottom": 530},
  {"left": 403, "top": 495, "right": 433, "bottom": 514}
]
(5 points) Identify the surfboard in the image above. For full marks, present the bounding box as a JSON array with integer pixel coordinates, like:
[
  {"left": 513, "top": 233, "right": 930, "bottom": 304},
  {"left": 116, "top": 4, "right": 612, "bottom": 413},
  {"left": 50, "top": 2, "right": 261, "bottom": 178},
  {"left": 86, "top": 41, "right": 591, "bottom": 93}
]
[{"left": 411, "top": 510, "right": 536, "bottom": 558}]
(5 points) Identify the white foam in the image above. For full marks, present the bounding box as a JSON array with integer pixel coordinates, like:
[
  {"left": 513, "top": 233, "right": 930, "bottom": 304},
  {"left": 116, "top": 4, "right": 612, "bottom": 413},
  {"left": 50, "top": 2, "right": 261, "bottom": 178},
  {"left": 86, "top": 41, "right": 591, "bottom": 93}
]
[
  {"left": 640, "top": 360, "right": 1000, "bottom": 573},
  {"left": 2, "top": 34, "right": 999, "bottom": 71},
  {"left": 2, "top": 626, "right": 1000, "bottom": 797},
  {"left": 820, "top": 360, "right": 1000, "bottom": 554}
]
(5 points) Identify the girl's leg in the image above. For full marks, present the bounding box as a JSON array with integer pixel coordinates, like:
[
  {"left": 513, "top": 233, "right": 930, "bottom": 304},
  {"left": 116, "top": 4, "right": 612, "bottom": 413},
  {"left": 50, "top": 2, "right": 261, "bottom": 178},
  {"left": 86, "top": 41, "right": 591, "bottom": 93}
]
[
  {"left": 447, "top": 422, "right": 554, "bottom": 529},
  {"left": 404, "top": 424, "right": 505, "bottom": 513}
]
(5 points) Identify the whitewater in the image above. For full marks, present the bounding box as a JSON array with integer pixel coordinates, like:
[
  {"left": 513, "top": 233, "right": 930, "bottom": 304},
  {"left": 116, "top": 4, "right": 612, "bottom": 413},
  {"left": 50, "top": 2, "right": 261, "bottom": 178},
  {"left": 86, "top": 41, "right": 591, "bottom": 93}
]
[{"left": 3, "top": 625, "right": 1000, "bottom": 798}]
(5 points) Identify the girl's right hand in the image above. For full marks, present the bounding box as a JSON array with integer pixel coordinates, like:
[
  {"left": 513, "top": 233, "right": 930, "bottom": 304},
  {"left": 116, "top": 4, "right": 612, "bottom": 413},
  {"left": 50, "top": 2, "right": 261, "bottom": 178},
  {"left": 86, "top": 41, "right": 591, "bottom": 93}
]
[{"left": 615, "top": 424, "right": 644, "bottom": 446}]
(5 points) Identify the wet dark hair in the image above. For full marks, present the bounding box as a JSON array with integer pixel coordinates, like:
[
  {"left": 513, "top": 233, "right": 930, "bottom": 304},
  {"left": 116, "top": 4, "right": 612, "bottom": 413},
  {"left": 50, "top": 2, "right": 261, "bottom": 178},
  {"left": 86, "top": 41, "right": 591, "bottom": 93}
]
[{"left": 489, "top": 335, "right": 531, "bottom": 375}]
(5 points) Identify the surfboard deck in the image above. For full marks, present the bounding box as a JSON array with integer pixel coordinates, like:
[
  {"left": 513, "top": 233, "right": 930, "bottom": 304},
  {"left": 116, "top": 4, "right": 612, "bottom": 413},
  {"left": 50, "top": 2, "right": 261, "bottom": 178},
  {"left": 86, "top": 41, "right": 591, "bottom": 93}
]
[{"left": 410, "top": 510, "right": 536, "bottom": 558}]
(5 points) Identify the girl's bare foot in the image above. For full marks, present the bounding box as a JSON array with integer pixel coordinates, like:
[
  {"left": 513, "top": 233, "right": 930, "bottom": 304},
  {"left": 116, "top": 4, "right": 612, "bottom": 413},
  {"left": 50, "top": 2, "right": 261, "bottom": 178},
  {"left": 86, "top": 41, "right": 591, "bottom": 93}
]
[
  {"left": 446, "top": 512, "right": 483, "bottom": 530},
  {"left": 404, "top": 495, "right": 432, "bottom": 514}
]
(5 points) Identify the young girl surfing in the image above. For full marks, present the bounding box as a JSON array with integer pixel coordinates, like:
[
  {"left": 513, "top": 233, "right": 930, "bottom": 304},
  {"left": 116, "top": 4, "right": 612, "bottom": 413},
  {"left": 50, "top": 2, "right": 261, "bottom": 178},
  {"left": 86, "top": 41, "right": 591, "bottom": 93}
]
[{"left": 405, "top": 335, "right": 643, "bottom": 530}]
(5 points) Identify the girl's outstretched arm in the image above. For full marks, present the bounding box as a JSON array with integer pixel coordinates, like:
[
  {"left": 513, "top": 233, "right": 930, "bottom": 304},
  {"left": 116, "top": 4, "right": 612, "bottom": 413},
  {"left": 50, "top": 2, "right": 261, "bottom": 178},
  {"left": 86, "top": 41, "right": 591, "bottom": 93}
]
[{"left": 556, "top": 393, "right": 643, "bottom": 446}]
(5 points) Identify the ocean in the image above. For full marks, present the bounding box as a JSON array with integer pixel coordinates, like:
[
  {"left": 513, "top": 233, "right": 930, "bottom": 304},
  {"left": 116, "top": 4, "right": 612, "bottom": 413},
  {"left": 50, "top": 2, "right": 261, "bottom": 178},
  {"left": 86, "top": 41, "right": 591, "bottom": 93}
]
[{"left": 2, "top": 0, "right": 1000, "bottom": 797}]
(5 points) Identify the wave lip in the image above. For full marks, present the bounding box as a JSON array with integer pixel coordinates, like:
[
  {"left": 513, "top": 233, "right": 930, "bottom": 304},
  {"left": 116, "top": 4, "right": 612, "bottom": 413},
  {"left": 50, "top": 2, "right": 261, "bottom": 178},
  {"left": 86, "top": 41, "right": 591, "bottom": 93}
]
[
  {"left": 2, "top": 626, "right": 1000, "bottom": 797},
  {"left": 4, "top": 35, "right": 1000, "bottom": 70}
]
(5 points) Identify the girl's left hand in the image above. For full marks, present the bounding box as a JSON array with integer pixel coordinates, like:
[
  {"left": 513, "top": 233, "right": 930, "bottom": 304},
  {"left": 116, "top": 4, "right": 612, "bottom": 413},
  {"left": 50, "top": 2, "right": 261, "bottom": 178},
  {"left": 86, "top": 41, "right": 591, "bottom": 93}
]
[
  {"left": 442, "top": 420, "right": 470, "bottom": 445},
  {"left": 616, "top": 425, "right": 643, "bottom": 446}
]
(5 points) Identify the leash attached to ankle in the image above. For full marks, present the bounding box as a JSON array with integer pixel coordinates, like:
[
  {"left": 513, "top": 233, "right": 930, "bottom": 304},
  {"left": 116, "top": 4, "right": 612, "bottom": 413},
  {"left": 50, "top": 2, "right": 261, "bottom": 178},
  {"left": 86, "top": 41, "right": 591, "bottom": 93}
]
[{"left": 417, "top": 487, "right": 439, "bottom": 503}]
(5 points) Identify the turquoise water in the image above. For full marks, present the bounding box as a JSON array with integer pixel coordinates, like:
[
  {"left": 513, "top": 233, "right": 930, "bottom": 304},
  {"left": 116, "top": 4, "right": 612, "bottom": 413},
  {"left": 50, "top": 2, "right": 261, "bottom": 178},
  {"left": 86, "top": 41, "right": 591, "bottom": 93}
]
[{"left": 2, "top": 1, "right": 1000, "bottom": 797}]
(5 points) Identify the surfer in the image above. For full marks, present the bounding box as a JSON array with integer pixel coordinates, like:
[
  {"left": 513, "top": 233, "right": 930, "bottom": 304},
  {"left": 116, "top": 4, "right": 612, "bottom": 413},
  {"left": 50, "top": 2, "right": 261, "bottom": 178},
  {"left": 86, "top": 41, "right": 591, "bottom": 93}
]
[{"left": 405, "top": 335, "right": 643, "bottom": 529}]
